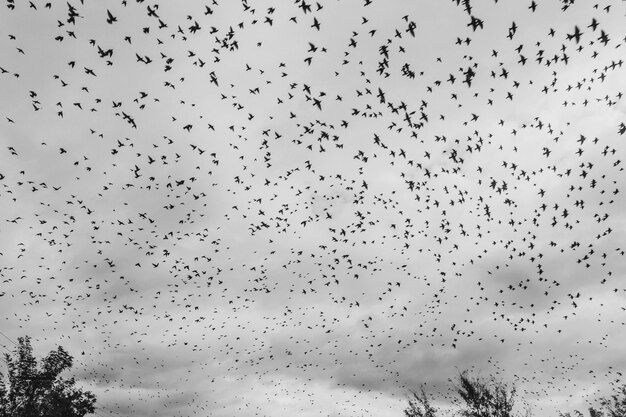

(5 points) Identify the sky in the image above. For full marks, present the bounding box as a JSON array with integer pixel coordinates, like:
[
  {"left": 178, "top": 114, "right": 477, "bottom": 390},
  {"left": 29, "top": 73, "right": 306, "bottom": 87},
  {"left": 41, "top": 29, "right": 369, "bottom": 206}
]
[{"left": 0, "top": 0, "right": 625, "bottom": 416}]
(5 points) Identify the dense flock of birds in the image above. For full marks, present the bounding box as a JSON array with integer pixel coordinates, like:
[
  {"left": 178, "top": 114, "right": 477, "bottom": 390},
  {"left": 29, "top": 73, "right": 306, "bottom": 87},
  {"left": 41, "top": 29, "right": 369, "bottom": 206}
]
[{"left": 0, "top": 0, "right": 625, "bottom": 416}]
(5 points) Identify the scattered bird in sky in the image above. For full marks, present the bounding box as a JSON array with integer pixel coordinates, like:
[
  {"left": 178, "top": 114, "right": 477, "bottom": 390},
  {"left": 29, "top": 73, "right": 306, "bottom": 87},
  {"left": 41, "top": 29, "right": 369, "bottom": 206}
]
[{"left": 106, "top": 9, "right": 117, "bottom": 25}]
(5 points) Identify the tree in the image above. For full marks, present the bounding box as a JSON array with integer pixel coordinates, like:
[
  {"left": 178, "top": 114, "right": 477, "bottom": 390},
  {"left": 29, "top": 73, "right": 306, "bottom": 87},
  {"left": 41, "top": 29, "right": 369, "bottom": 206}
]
[
  {"left": 405, "top": 372, "right": 626, "bottom": 417},
  {"left": 452, "top": 371, "right": 523, "bottom": 417},
  {"left": 404, "top": 386, "right": 438, "bottom": 417},
  {"left": 599, "top": 384, "right": 626, "bottom": 417},
  {"left": 404, "top": 371, "right": 529, "bottom": 417},
  {"left": 559, "top": 384, "right": 626, "bottom": 417},
  {"left": 0, "top": 336, "right": 96, "bottom": 417}
]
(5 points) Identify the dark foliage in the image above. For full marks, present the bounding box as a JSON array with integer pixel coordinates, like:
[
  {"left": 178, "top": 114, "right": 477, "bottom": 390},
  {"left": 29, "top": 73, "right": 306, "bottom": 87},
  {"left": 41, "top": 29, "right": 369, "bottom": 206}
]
[
  {"left": 405, "top": 371, "right": 626, "bottom": 417},
  {"left": 404, "top": 371, "right": 527, "bottom": 417},
  {"left": 453, "top": 371, "right": 520, "bottom": 417},
  {"left": 0, "top": 336, "right": 96, "bottom": 417},
  {"left": 404, "top": 386, "right": 438, "bottom": 417},
  {"left": 560, "top": 384, "right": 626, "bottom": 417}
]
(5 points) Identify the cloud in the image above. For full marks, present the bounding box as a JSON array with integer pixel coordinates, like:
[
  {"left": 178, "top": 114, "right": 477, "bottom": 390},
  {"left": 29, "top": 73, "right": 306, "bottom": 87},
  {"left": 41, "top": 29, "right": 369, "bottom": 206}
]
[{"left": 1, "top": 1, "right": 625, "bottom": 417}]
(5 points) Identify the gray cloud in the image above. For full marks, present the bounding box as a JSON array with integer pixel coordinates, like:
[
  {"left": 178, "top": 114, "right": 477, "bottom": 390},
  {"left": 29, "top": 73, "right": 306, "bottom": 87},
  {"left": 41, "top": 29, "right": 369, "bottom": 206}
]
[{"left": 1, "top": 1, "right": 625, "bottom": 417}]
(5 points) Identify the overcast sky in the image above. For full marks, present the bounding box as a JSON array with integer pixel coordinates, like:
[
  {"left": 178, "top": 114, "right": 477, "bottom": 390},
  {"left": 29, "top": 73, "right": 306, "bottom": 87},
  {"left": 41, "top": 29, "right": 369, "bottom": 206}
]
[{"left": 1, "top": 0, "right": 625, "bottom": 416}]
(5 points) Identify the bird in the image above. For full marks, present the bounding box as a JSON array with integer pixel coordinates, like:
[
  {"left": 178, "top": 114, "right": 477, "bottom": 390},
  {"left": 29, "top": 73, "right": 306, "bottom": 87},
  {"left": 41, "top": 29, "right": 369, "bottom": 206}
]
[
  {"left": 567, "top": 25, "right": 583, "bottom": 43},
  {"left": 106, "top": 9, "right": 117, "bottom": 24}
]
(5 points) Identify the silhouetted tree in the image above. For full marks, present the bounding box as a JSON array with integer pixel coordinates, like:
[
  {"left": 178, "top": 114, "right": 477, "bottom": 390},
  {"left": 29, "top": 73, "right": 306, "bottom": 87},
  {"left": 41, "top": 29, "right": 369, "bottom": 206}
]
[
  {"left": 559, "top": 384, "right": 626, "bottom": 417},
  {"left": 404, "top": 371, "right": 529, "bottom": 417},
  {"left": 0, "top": 336, "right": 96, "bottom": 417},
  {"left": 405, "top": 372, "right": 626, "bottom": 417},
  {"left": 453, "top": 370, "right": 521, "bottom": 417},
  {"left": 599, "top": 385, "right": 626, "bottom": 417},
  {"left": 559, "top": 407, "right": 601, "bottom": 417},
  {"left": 404, "top": 386, "right": 438, "bottom": 417}
]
